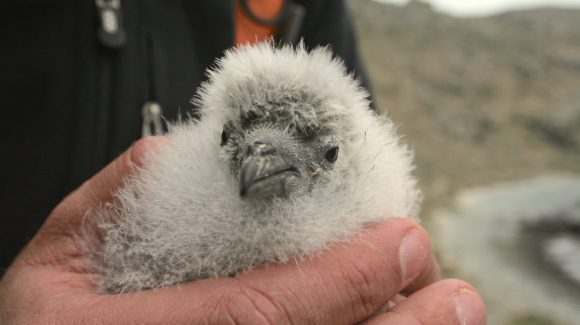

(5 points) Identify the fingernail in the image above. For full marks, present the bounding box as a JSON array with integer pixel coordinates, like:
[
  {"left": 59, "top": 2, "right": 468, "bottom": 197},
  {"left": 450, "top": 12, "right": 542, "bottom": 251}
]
[
  {"left": 399, "top": 229, "right": 427, "bottom": 283},
  {"left": 455, "top": 288, "right": 486, "bottom": 325}
]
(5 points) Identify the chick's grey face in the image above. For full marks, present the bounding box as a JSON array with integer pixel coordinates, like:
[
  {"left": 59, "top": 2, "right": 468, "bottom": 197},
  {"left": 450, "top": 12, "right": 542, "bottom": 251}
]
[{"left": 220, "top": 106, "right": 340, "bottom": 199}]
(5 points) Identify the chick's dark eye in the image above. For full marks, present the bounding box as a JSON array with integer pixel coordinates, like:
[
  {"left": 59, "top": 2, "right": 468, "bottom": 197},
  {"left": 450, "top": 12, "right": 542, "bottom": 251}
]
[
  {"left": 221, "top": 129, "right": 229, "bottom": 146},
  {"left": 247, "top": 110, "right": 258, "bottom": 121},
  {"left": 325, "top": 146, "right": 339, "bottom": 163}
]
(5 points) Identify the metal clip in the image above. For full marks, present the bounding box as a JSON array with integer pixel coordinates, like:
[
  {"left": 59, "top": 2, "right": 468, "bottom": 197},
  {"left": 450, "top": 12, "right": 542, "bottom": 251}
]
[
  {"left": 96, "top": 0, "right": 127, "bottom": 48},
  {"left": 142, "top": 101, "right": 164, "bottom": 137}
]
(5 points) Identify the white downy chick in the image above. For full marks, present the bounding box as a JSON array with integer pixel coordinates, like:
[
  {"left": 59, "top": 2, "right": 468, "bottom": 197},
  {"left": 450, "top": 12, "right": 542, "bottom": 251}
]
[{"left": 94, "top": 42, "right": 421, "bottom": 293}]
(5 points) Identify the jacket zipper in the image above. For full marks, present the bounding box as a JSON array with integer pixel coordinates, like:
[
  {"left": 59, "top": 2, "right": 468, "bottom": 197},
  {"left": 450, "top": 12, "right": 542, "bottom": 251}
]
[
  {"left": 96, "top": 0, "right": 162, "bottom": 143},
  {"left": 94, "top": 0, "right": 128, "bottom": 168},
  {"left": 141, "top": 3, "right": 164, "bottom": 138}
]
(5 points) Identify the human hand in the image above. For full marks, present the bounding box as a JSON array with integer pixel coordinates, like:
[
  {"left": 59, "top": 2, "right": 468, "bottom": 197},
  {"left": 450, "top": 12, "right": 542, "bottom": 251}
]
[{"left": 0, "top": 137, "right": 486, "bottom": 324}]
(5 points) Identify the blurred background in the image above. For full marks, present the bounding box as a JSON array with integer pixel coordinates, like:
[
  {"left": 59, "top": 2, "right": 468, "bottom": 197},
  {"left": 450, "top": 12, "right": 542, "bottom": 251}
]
[{"left": 347, "top": 0, "right": 580, "bottom": 324}]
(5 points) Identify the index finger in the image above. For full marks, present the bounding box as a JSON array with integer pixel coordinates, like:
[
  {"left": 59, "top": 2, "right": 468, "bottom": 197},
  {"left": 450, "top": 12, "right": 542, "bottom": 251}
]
[
  {"left": 91, "top": 218, "right": 437, "bottom": 324},
  {"left": 235, "top": 218, "right": 435, "bottom": 324}
]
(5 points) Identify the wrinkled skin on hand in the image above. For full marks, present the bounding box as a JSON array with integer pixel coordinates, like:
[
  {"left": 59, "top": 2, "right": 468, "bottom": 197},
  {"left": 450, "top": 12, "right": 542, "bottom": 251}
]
[{"left": 0, "top": 137, "right": 486, "bottom": 324}]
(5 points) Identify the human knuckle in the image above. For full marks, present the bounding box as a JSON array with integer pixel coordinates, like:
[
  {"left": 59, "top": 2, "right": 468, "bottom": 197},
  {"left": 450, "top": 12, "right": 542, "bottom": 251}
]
[
  {"left": 219, "top": 281, "right": 292, "bottom": 325},
  {"left": 340, "top": 258, "right": 383, "bottom": 316},
  {"left": 385, "top": 309, "right": 426, "bottom": 325}
]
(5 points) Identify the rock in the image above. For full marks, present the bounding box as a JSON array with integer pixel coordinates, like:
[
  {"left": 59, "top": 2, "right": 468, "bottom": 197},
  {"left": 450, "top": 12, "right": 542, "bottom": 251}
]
[
  {"left": 429, "top": 175, "right": 580, "bottom": 325},
  {"left": 348, "top": 0, "right": 580, "bottom": 213}
]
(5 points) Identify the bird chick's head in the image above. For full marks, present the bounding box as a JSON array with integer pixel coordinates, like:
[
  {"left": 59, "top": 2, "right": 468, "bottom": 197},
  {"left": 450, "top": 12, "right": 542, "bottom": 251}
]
[
  {"left": 219, "top": 96, "right": 342, "bottom": 199},
  {"left": 193, "top": 42, "right": 368, "bottom": 201},
  {"left": 94, "top": 42, "right": 420, "bottom": 293}
]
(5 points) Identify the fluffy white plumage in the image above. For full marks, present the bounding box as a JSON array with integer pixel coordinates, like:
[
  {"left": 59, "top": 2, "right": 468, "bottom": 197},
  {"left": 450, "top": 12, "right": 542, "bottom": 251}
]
[{"left": 93, "top": 42, "right": 421, "bottom": 293}]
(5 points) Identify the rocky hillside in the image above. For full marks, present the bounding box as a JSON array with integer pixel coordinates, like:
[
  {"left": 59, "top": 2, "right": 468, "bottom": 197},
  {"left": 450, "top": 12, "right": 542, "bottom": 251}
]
[{"left": 348, "top": 0, "right": 580, "bottom": 213}]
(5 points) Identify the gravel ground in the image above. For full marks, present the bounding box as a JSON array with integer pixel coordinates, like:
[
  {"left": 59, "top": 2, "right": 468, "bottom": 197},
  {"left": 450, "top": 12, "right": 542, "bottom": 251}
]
[
  {"left": 428, "top": 175, "right": 580, "bottom": 325},
  {"left": 348, "top": 2, "right": 580, "bottom": 323}
]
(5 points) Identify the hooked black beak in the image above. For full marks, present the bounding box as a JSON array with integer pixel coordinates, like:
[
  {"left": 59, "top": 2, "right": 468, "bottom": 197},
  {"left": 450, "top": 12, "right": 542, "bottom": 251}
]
[{"left": 239, "top": 142, "right": 297, "bottom": 198}]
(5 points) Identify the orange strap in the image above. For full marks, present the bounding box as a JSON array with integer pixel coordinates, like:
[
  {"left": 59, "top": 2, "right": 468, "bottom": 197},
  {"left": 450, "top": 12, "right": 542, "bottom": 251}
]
[{"left": 235, "top": 0, "right": 284, "bottom": 45}]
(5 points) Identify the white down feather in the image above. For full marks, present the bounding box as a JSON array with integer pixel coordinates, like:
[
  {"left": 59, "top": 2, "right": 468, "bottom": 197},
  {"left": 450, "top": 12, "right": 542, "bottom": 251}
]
[{"left": 93, "top": 42, "right": 421, "bottom": 293}]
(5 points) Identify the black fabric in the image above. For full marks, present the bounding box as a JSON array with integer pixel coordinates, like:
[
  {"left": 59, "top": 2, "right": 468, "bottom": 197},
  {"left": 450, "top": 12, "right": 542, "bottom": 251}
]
[{"left": 0, "top": 0, "right": 371, "bottom": 271}]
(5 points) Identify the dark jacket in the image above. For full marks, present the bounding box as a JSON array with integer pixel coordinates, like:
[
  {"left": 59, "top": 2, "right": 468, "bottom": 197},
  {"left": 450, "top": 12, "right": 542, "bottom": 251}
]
[{"left": 0, "top": 0, "right": 371, "bottom": 270}]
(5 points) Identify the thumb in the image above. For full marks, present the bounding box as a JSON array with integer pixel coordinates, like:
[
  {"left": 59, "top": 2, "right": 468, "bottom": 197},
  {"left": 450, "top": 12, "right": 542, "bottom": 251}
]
[
  {"left": 17, "top": 136, "right": 166, "bottom": 265},
  {"left": 71, "top": 136, "right": 167, "bottom": 216}
]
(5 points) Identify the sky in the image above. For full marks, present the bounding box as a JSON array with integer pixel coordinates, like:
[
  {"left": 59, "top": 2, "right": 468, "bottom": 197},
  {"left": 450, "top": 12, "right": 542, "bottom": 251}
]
[{"left": 374, "top": 0, "right": 580, "bottom": 17}]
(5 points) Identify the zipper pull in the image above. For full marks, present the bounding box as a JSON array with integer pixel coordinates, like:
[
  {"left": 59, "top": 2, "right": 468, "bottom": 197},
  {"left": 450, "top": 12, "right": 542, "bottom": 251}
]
[
  {"left": 142, "top": 101, "right": 164, "bottom": 137},
  {"left": 96, "top": 0, "right": 127, "bottom": 48}
]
